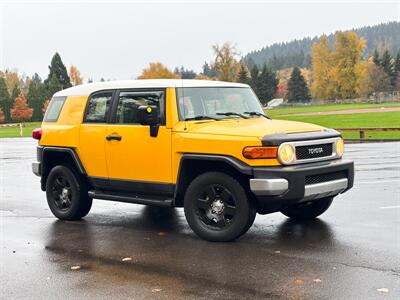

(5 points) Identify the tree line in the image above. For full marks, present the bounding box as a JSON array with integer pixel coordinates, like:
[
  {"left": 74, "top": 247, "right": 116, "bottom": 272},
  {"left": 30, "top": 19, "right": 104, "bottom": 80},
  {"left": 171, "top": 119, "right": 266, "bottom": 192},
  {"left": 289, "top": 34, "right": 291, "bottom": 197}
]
[
  {"left": 139, "top": 31, "right": 400, "bottom": 103},
  {"left": 0, "top": 53, "right": 82, "bottom": 124},
  {"left": 138, "top": 43, "right": 284, "bottom": 106},
  {"left": 311, "top": 32, "right": 400, "bottom": 100},
  {"left": 1, "top": 29, "right": 400, "bottom": 124},
  {"left": 245, "top": 21, "right": 400, "bottom": 70}
]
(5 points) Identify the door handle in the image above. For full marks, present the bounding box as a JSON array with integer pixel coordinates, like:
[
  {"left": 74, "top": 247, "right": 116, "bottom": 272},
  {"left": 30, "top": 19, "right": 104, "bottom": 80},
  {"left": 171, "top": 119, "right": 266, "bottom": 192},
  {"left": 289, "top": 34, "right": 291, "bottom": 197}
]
[{"left": 106, "top": 135, "right": 122, "bottom": 141}]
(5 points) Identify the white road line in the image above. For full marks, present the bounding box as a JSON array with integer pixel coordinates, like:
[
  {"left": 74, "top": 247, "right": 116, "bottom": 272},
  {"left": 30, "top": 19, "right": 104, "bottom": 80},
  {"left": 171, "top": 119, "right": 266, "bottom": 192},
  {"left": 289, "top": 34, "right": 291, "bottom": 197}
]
[
  {"left": 379, "top": 206, "right": 400, "bottom": 209},
  {"left": 357, "top": 180, "right": 400, "bottom": 184}
]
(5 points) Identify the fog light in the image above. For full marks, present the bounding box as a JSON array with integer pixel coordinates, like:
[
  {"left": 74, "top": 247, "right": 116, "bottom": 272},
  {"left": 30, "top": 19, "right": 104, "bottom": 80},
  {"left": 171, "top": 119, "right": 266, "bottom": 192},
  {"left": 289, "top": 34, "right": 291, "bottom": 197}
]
[
  {"left": 336, "top": 138, "right": 344, "bottom": 157},
  {"left": 278, "top": 144, "right": 295, "bottom": 164}
]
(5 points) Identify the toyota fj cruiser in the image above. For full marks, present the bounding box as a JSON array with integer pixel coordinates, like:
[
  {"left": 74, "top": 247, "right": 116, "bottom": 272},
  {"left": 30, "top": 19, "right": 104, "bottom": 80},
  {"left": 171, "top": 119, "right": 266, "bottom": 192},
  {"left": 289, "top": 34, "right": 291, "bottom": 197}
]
[{"left": 32, "top": 79, "right": 354, "bottom": 242}]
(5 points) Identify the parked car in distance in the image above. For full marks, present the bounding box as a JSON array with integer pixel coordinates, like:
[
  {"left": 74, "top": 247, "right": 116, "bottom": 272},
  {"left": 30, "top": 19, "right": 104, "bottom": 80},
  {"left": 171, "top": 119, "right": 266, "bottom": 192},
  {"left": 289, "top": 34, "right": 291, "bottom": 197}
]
[{"left": 32, "top": 79, "right": 354, "bottom": 242}]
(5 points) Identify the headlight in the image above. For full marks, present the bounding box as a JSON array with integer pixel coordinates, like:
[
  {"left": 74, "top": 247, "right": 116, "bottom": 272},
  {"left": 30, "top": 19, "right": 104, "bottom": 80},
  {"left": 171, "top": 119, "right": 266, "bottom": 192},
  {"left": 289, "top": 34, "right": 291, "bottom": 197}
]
[
  {"left": 278, "top": 144, "right": 295, "bottom": 164},
  {"left": 336, "top": 138, "right": 344, "bottom": 157}
]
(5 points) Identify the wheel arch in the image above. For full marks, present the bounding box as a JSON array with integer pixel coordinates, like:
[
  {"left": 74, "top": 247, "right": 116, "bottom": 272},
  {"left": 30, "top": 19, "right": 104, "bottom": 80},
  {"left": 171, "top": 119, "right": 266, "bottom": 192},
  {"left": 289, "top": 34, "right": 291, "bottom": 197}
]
[
  {"left": 41, "top": 147, "right": 87, "bottom": 191},
  {"left": 174, "top": 154, "right": 254, "bottom": 207}
]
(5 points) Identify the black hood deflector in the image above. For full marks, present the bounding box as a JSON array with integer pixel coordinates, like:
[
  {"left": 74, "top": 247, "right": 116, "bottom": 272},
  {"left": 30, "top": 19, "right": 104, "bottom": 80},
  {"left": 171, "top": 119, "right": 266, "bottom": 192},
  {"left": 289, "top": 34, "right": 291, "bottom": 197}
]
[{"left": 262, "top": 129, "right": 341, "bottom": 146}]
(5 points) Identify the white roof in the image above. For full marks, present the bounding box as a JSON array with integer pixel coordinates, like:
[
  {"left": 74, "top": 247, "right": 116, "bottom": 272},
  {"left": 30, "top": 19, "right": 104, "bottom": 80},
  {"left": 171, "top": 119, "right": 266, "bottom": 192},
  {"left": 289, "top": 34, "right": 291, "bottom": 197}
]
[{"left": 54, "top": 79, "right": 249, "bottom": 97}]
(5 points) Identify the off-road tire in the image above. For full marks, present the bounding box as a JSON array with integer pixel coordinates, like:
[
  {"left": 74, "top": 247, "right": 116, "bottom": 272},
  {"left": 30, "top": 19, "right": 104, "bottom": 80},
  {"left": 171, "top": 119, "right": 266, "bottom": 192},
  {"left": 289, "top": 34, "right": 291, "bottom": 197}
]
[
  {"left": 46, "top": 165, "right": 92, "bottom": 220},
  {"left": 184, "top": 172, "right": 256, "bottom": 242}
]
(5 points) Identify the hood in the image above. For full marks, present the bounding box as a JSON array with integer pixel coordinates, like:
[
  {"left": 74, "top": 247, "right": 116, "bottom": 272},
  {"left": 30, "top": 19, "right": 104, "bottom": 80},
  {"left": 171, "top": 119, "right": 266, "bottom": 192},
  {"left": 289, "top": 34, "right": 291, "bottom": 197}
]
[{"left": 174, "top": 118, "right": 325, "bottom": 138}]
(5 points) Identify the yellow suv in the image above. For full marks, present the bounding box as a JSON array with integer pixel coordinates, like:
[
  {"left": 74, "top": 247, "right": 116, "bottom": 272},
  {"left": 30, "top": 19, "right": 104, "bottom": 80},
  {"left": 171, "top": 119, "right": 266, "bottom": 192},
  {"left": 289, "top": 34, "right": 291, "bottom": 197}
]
[{"left": 32, "top": 79, "right": 354, "bottom": 241}]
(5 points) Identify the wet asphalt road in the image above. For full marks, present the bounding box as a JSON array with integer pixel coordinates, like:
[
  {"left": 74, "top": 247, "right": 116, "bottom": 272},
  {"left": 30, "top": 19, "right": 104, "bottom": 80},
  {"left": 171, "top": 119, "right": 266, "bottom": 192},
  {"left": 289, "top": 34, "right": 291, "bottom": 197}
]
[{"left": 0, "top": 139, "right": 399, "bottom": 300}]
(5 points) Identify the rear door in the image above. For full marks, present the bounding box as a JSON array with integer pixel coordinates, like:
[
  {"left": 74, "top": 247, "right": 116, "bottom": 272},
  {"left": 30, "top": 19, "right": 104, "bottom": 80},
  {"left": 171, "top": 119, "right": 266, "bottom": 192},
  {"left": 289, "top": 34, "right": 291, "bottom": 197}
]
[
  {"left": 104, "top": 89, "right": 173, "bottom": 195},
  {"left": 79, "top": 91, "right": 113, "bottom": 187}
]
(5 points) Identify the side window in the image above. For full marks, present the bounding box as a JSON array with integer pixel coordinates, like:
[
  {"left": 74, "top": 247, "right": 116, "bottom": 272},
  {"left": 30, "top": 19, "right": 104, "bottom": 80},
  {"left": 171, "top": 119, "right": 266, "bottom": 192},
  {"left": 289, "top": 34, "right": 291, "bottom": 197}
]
[
  {"left": 84, "top": 92, "right": 112, "bottom": 123},
  {"left": 115, "top": 91, "right": 165, "bottom": 125},
  {"left": 43, "top": 96, "right": 67, "bottom": 122}
]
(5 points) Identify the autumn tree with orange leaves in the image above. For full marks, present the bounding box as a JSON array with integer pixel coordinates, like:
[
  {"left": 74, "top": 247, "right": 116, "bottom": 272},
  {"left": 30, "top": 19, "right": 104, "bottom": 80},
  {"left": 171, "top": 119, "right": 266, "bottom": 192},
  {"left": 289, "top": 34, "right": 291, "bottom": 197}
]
[
  {"left": 69, "top": 65, "right": 83, "bottom": 86},
  {"left": 138, "top": 62, "right": 179, "bottom": 79},
  {"left": 11, "top": 92, "right": 33, "bottom": 122}
]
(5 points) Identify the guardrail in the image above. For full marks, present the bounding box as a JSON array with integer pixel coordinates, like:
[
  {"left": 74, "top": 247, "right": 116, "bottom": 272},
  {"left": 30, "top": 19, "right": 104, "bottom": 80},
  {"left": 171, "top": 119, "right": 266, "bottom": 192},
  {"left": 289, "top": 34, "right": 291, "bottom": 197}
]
[
  {"left": 336, "top": 128, "right": 400, "bottom": 142},
  {"left": 0, "top": 123, "right": 21, "bottom": 128}
]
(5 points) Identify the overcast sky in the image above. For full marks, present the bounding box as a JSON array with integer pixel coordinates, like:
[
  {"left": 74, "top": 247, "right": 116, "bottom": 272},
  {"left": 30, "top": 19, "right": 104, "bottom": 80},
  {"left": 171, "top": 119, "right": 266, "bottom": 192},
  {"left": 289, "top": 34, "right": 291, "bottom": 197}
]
[{"left": 1, "top": 0, "right": 399, "bottom": 81}]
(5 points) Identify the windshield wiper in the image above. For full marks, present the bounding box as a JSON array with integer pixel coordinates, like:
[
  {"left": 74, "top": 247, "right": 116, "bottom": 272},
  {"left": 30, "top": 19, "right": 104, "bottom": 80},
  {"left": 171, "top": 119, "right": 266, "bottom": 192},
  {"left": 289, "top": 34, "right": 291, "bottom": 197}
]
[
  {"left": 244, "top": 111, "right": 272, "bottom": 120},
  {"left": 216, "top": 112, "right": 249, "bottom": 119},
  {"left": 184, "top": 115, "right": 219, "bottom": 121}
]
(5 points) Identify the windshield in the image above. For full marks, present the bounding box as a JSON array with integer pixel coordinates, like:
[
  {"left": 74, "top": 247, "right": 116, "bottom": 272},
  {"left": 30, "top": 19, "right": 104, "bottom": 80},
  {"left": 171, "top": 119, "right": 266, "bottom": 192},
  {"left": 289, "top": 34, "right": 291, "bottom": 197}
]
[{"left": 176, "top": 87, "right": 265, "bottom": 120}]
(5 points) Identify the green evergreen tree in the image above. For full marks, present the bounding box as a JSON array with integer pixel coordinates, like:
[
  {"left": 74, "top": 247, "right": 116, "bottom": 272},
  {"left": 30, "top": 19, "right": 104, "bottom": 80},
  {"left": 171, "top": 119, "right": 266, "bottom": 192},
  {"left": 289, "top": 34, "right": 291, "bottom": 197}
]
[
  {"left": 249, "top": 65, "right": 260, "bottom": 95},
  {"left": 237, "top": 64, "right": 250, "bottom": 84},
  {"left": 44, "top": 52, "right": 71, "bottom": 96},
  {"left": 380, "top": 50, "right": 396, "bottom": 88},
  {"left": 202, "top": 62, "right": 216, "bottom": 78},
  {"left": 47, "top": 73, "right": 62, "bottom": 97},
  {"left": 395, "top": 49, "right": 400, "bottom": 73},
  {"left": 287, "top": 67, "right": 311, "bottom": 102},
  {"left": 11, "top": 85, "right": 21, "bottom": 100},
  {"left": 27, "top": 73, "right": 47, "bottom": 121},
  {"left": 373, "top": 49, "right": 381, "bottom": 66},
  {"left": 245, "top": 57, "right": 256, "bottom": 70},
  {"left": 0, "top": 77, "right": 11, "bottom": 123},
  {"left": 256, "top": 65, "right": 278, "bottom": 105},
  {"left": 174, "top": 66, "right": 197, "bottom": 79}
]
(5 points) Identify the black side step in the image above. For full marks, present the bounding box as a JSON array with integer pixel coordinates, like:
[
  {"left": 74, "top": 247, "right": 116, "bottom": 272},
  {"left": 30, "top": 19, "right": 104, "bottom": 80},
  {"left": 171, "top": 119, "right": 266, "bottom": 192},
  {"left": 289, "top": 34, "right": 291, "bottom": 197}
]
[{"left": 88, "top": 190, "right": 173, "bottom": 207}]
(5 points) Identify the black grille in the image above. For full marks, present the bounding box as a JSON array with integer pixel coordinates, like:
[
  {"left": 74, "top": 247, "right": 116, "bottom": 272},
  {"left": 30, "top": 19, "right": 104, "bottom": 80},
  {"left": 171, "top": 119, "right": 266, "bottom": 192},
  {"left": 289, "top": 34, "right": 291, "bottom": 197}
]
[
  {"left": 305, "top": 171, "right": 347, "bottom": 185},
  {"left": 296, "top": 143, "right": 333, "bottom": 160}
]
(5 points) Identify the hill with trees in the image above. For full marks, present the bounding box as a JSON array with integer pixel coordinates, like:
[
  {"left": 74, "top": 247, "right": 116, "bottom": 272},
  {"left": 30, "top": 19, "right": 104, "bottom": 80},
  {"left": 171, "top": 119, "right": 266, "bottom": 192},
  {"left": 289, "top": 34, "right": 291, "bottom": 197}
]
[{"left": 244, "top": 21, "right": 400, "bottom": 70}]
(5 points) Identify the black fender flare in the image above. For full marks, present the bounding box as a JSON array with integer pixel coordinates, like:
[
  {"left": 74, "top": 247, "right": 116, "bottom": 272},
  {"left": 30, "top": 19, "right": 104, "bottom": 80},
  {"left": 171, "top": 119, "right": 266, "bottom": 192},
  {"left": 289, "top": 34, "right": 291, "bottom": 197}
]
[
  {"left": 40, "top": 147, "right": 86, "bottom": 190},
  {"left": 173, "top": 154, "right": 253, "bottom": 204}
]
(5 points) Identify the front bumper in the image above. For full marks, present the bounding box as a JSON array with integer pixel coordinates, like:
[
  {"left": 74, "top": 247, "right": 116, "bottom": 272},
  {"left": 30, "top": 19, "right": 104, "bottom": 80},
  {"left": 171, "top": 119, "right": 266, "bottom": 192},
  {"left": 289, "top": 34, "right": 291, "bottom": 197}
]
[{"left": 249, "top": 159, "right": 354, "bottom": 214}]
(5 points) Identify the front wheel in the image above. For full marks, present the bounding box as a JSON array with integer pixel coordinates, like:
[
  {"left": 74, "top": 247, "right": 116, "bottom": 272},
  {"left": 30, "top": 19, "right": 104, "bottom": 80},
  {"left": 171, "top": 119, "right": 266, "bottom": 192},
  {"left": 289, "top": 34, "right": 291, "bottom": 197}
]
[
  {"left": 184, "top": 172, "right": 256, "bottom": 242},
  {"left": 46, "top": 165, "right": 92, "bottom": 220},
  {"left": 280, "top": 197, "right": 334, "bottom": 221}
]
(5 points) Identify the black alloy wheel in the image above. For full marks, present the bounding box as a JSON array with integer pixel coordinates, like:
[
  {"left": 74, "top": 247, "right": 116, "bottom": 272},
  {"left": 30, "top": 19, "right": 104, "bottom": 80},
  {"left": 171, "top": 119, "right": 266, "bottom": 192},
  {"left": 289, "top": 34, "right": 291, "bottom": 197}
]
[
  {"left": 195, "top": 184, "right": 237, "bottom": 229},
  {"left": 184, "top": 172, "right": 256, "bottom": 242},
  {"left": 50, "top": 175, "right": 73, "bottom": 211}
]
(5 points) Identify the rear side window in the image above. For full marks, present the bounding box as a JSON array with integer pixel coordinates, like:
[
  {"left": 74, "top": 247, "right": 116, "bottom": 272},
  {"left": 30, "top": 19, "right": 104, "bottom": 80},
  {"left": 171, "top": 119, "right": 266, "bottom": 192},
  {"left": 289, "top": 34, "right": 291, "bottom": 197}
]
[
  {"left": 84, "top": 92, "right": 113, "bottom": 123},
  {"left": 43, "top": 96, "right": 67, "bottom": 122}
]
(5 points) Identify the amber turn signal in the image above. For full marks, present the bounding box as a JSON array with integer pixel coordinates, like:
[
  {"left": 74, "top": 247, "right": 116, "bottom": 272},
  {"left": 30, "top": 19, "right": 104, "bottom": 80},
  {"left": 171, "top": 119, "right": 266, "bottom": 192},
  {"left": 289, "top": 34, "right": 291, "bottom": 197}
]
[{"left": 243, "top": 146, "right": 278, "bottom": 159}]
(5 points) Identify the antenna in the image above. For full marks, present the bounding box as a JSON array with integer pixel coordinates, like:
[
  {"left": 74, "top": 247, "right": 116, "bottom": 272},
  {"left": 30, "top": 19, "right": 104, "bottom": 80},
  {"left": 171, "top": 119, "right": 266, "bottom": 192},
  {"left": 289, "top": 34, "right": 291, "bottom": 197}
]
[{"left": 182, "top": 78, "right": 187, "bottom": 130}]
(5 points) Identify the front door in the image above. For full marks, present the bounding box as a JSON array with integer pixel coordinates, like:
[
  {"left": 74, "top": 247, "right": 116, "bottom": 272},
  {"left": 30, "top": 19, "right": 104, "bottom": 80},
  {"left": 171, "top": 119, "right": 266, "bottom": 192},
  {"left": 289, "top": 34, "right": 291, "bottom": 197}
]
[{"left": 105, "top": 89, "right": 173, "bottom": 195}]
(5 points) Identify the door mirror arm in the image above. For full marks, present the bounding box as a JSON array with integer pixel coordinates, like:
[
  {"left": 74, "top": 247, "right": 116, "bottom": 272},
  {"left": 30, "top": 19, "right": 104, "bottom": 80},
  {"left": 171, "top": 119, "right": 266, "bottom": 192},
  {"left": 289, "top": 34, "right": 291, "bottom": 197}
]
[
  {"left": 138, "top": 105, "right": 160, "bottom": 137},
  {"left": 149, "top": 125, "right": 159, "bottom": 137}
]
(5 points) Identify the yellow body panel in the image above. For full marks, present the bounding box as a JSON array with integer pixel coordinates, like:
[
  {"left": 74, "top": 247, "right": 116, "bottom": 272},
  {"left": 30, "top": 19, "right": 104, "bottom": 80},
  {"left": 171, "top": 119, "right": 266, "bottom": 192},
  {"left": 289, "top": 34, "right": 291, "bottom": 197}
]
[
  {"left": 79, "top": 123, "right": 108, "bottom": 177},
  {"left": 40, "top": 95, "right": 86, "bottom": 148},
  {"left": 40, "top": 87, "right": 326, "bottom": 185},
  {"left": 105, "top": 125, "right": 172, "bottom": 183}
]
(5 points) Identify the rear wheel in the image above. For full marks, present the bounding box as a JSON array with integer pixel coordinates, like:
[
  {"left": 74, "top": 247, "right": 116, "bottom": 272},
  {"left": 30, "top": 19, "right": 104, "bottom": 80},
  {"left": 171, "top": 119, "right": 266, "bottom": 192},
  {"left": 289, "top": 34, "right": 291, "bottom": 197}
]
[
  {"left": 184, "top": 172, "right": 256, "bottom": 242},
  {"left": 280, "top": 197, "right": 333, "bottom": 221},
  {"left": 46, "top": 165, "right": 92, "bottom": 220}
]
